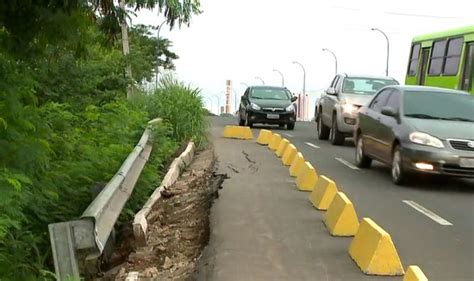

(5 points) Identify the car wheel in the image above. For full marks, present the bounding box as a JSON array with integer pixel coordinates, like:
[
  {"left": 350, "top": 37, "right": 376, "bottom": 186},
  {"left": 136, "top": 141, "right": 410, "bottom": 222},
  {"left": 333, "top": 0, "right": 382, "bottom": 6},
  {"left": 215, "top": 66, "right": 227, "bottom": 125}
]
[
  {"left": 392, "top": 146, "right": 408, "bottom": 185},
  {"left": 317, "top": 113, "right": 330, "bottom": 140},
  {"left": 330, "top": 116, "right": 345, "bottom": 145},
  {"left": 238, "top": 112, "right": 245, "bottom": 126},
  {"left": 355, "top": 136, "right": 372, "bottom": 168},
  {"left": 245, "top": 113, "right": 253, "bottom": 128},
  {"left": 287, "top": 122, "right": 295, "bottom": 130}
]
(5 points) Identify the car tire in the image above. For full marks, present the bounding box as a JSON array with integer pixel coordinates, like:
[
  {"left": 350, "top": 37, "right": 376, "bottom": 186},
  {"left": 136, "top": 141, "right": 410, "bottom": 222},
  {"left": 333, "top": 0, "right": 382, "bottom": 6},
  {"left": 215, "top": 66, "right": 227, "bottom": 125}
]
[
  {"left": 392, "top": 146, "right": 408, "bottom": 185},
  {"left": 245, "top": 113, "right": 253, "bottom": 128},
  {"left": 238, "top": 113, "right": 245, "bottom": 126},
  {"left": 317, "top": 113, "right": 330, "bottom": 140},
  {"left": 355, "top": 136, "right": 372, "bottom": 168},
  {"left": 287, "top": 122, "right": 295, "bottom": 130},
  {"left": 330, "top": 116, "right": 345, "bottom": 145}
]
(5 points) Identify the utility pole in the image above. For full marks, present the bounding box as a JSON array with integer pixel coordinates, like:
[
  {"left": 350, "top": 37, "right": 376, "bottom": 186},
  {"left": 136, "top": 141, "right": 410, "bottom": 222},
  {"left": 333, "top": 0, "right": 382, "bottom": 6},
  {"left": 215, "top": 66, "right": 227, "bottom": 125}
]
[{"left": 120, "top": 0, "right": 134, "bottom": 99}]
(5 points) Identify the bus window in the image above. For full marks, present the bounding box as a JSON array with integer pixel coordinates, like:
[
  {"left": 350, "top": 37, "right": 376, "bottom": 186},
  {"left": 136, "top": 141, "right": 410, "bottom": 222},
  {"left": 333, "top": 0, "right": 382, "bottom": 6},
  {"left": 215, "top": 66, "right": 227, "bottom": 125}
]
[
  {"left": 428, "top": 40, "right": 447, "bottom": 76},
  {"left": 461, "top": 43, "right": 473, "bottom": 91},
  {"left": 444, "top": 38, "right": 463, "bottom": 75},
  {"left": 407, "top": 44, "right": 420, "bottom": 76}
]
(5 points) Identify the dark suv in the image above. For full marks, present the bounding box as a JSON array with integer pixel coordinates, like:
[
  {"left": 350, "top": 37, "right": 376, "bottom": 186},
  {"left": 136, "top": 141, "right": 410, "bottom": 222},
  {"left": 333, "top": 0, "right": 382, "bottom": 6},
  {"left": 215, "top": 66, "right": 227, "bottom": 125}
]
[{"left": 238, "top": 86, "right": 297, "bottom": 130}]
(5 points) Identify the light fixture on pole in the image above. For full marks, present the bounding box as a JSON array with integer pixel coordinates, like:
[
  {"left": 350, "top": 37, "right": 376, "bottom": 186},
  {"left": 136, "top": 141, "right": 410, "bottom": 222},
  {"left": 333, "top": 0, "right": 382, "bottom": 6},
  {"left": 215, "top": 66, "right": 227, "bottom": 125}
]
[
  {"left": 272, "top": 69, "right": 285, "bottom": 87},
  {"left": 322, "top": 48, "right": 338, "bottom": 75},
  {"left": 254, "top": 76, "right": 265, "bottom": 85},
  {"left": 371, "top": 27, "right": 390, "bottom": 76}
]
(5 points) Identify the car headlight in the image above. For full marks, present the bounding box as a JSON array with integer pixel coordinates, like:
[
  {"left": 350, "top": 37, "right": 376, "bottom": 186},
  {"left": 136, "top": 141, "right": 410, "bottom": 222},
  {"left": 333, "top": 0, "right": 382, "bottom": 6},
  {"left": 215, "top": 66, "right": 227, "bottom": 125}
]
[
  {"left": 342, "top": 103, "right": 358, "bottom": 114},
  {"left": 250, "top": 103, "right": 261, "bottom": 110},
  {"left": 285, "top": 104, "right": 295, "bottom": 112},
  {"left": 409, "top": 132, "right": 444, "bottom": 148}
]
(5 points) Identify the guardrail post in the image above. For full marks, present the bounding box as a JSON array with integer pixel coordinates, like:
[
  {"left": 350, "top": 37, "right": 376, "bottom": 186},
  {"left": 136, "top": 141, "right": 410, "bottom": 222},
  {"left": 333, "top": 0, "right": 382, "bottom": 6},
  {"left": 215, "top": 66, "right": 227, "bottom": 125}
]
[{"left": 49, "top": 219, "right": 95, "bottom": 280}]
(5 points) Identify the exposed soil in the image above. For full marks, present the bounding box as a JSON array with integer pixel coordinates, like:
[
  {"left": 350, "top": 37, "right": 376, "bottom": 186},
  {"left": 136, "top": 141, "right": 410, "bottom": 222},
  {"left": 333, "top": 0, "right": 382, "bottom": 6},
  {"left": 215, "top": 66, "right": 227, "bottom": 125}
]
[{"left": 102, "top": 147, "right": 225, "bottom": 281}]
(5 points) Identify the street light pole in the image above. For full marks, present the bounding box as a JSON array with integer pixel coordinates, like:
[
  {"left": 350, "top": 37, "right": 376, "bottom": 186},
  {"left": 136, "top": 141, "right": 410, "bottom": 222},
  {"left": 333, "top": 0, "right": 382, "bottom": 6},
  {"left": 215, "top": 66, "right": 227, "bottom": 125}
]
[
  {"left": 322, "top": 48, "right": 338, "bottom": 75},
  {"left": 155, "top": 19, "right": 167, "bottom": 90},
  {"left": 272, "top": 69, "right": 285, "bottom": 87},
  {"left": 292, "top": 61, "right": 306, "bottom": 121},
  {"left": 212, "top": 94, "right": 221, "bottom": 115},
  {"left": 255, "top": 76, "right": 265, "bottom": 85},
  {"left": 292, "top": 61, "right": 306, "bottom": 95},
  {"left": 371, "top": 28, "right": 390, "bottom": 76},
  {"left": 232, "top": 89, "right": 240, "bottom": 113}
]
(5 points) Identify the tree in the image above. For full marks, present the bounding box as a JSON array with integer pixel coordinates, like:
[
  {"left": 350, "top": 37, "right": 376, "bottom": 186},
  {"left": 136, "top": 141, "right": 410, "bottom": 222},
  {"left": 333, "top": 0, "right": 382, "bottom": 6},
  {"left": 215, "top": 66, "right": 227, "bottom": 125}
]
[
  {"left": 0, "top": 0, "right": 201, "bottom": 56},
  {"left": 128, "top": 24, "right": 179, "bottom": 83}
]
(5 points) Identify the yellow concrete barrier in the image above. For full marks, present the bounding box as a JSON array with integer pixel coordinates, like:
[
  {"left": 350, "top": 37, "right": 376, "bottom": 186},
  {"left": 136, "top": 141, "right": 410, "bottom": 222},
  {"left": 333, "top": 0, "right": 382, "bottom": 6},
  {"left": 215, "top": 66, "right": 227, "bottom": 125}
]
[
  {"left": 268, "top": 133, "right": 282, "bottom": 151},
  {"left": 403, "top": 266, "right": 427, "bottom": 281},
  {"left": 323, "top": 192, "right": 359, "bottom": 236},
  {"left": 276, "top": 138, "right": 290, "bottom": 157},
  {"left": 349, "top": 218, "right": 404, "bottom": 276},
  {"left": 296, "top": 161, "right": 318, "bottom": 191},
  {"left": 289, "top": 152, "right": 305, "bottom": 177},
  {"left": 256, "top": 129, "right": 272, "bottom": 145},
  {"left": 223, "top": 125, "right": 253, "bottom": 140},
  {"left": 282, "top": 144, "right": 297, "bottom": 166},
  {"left": 309, "top": 175, "right": 338, "bottom": 210}
]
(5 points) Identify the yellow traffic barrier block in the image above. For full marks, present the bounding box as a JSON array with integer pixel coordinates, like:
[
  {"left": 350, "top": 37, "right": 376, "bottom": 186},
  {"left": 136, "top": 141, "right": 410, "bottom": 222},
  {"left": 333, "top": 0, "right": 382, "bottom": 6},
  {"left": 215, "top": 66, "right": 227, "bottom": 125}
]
[
  {"left": 256, "top": 129, "right": 272, "bottom": 145},
  {"left": 349, "top": 218, "right": 405, "bottom": 276},
  {"left": 276, "top": 138, "right": 290, "bottom": 158},
  {"left": 296, "top": 161, "right": 318, "bottom": 191},
  {"left": 223, "top": 125, "right": 253, "bottom": 140},
  {"left": 268, "top": 133, "right": 282, "bottom": 151},
  {"left": 282, "top": 144, "right": 297, "bottom": 166},
  {"left": 289, "top": 152, "right": 305, "bottom": 177},
  {"left": 309, "top": 175, "right": 338, "bottom": 210},
  {"left": 323, "top": 192, "right": 359, "bottom": 236},
  {"left": 403, "top": 266, "right": 428, "bottom": 281}
]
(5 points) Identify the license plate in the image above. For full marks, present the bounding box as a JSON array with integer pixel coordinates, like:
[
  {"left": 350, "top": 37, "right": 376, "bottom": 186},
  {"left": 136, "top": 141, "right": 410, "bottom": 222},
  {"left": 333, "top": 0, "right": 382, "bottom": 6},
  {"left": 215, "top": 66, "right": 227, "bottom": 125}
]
[
  {"left": 459, "top": 158, "right": 474, "bottom": 168},
  {"left": 267, "top": 114, "right": 279, "bottom": 119}
]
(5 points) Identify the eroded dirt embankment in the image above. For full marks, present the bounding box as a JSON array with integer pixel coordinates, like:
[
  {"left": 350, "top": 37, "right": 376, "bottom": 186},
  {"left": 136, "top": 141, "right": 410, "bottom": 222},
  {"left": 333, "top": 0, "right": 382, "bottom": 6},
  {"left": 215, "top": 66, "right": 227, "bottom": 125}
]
[{"left": 107, "top": 147, "right": 225, "bottom": 281}]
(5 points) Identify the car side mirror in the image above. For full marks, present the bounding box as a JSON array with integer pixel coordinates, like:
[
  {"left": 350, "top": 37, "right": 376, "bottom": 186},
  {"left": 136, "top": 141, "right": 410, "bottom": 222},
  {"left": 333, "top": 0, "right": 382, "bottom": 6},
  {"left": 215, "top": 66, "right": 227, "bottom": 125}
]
[
  {"left": 381, "top": 106, "right": 398, "bottom": 117},
  {"left": 291, "top": 96, "right": 298, "bottom": 102},
  {"left": 327, "top": 87, "right": 337, "bottom": 95}
]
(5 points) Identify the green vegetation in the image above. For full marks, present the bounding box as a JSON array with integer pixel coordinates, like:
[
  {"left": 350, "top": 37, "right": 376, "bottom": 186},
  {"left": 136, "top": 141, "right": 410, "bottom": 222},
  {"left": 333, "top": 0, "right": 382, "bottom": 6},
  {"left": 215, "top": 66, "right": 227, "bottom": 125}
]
[{"left": 0, "top": 0, "right": 204, "bottom": 279}]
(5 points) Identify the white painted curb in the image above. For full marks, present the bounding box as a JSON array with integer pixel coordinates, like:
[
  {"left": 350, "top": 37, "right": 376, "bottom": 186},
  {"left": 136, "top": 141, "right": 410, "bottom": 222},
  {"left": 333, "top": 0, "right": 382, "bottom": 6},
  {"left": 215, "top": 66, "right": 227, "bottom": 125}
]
[{"left": 133, "top": 142, "right": 196, "bottom": 246}]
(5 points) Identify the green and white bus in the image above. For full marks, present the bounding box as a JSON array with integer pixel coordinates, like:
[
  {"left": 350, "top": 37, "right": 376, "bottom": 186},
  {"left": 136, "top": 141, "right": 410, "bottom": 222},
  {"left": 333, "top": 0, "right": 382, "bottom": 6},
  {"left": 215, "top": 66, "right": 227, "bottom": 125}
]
[{"left": 405, "top": 26, "right": 474, "bottom": 94}]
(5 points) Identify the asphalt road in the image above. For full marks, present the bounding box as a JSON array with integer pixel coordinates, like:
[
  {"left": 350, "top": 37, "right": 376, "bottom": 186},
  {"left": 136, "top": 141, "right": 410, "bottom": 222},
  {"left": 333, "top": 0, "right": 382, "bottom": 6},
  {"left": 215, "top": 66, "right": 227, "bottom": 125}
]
[{"left": 196, "top": 117, "right": 474, "bottom": 281}]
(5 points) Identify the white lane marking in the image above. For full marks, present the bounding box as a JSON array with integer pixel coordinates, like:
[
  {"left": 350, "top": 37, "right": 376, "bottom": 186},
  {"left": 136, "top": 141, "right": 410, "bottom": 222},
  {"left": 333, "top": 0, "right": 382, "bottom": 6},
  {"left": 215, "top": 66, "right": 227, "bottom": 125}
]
[
  {"left": 335, "top": 157, "right": 360, "bottom": 170},
  {"left": 402, "top": 200, "right": 453, "bottom": 226},
  {"left": 305, "top": 142, "right": 320, "bottom": 149},
  {"left": 283, "top": 133, "right": 294, "bottom": 138}
]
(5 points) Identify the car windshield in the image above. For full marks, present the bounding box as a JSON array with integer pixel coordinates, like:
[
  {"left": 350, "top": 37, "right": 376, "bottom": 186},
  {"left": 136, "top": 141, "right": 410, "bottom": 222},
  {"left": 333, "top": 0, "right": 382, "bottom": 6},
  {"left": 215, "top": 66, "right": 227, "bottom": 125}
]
[
  {"left": 250, "top": 88, "right": 291, "bottom": 100},
  {"left": 404, "top": 91, "right": 474, "bottom": 122},
  {"left": 342, "top": 78, "right": 398, "bottom": 95}
]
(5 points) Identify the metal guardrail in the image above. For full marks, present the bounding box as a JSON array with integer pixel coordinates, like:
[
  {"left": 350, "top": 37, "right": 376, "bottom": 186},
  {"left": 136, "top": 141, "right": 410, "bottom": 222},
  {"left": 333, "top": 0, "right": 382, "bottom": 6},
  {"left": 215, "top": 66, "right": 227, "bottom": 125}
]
[{"left": 48, "top": 118, "right": 161, "bottom": 280}]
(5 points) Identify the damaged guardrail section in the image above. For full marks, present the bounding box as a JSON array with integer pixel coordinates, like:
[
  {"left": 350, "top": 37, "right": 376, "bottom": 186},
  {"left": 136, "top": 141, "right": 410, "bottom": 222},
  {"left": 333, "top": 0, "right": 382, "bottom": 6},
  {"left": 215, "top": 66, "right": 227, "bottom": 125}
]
[{"left": 48, "top": 118, "right": 161, "bottom": 280}]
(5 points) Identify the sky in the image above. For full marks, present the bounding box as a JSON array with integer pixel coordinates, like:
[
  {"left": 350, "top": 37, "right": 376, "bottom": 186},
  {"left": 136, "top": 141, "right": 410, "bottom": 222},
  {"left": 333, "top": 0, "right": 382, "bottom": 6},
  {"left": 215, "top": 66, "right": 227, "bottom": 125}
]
[{"left": 132, "top": 0, "right": 472, "bottom": 114}]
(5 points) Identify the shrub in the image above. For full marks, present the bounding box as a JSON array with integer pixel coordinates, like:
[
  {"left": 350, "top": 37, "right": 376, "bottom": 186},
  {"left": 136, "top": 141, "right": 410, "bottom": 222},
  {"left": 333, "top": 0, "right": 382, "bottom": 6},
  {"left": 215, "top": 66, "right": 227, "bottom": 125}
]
[{"left": 138, "top": 75, "right": 209, "bottom": 148}]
